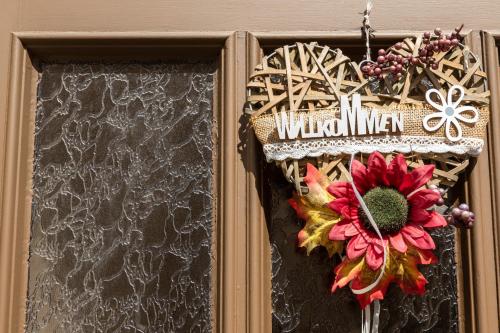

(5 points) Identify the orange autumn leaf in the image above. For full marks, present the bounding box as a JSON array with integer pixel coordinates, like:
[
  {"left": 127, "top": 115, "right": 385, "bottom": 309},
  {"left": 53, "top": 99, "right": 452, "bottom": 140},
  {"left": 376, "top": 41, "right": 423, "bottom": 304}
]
[
  {"left": 289, "top": 164, "right": 343, "bottom": 257},
  {"left": 332, "top": 244, "right": 437, "bottom": 308}
]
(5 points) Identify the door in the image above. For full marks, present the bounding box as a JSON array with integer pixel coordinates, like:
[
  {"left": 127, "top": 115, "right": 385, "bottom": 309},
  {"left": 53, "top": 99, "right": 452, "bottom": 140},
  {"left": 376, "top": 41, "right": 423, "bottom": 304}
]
[{"left": 0, "top": 1, "right": 499, "bottom": 332}]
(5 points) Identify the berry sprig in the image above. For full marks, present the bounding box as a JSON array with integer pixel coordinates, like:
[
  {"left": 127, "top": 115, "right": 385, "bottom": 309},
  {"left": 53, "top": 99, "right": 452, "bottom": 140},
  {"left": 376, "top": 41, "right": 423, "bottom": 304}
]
[
  {"left": 361, "top": 25, "right": 464, "bottom": 81},
  {"left": 448, "top": 203, "right": 475, "bottom": 229},
  {"left": 428, "top": 184, "right": 476, "bottom": 228},
  {"left": 429, "top": 184, "right": 446, "bottom": 206}
]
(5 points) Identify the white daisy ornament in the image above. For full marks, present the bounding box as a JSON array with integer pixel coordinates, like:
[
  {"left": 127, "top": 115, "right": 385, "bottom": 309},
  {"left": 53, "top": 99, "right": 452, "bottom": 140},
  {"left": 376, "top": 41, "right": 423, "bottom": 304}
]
[{"left": 423, "top": 85, "right": 480, "bottom": 142}]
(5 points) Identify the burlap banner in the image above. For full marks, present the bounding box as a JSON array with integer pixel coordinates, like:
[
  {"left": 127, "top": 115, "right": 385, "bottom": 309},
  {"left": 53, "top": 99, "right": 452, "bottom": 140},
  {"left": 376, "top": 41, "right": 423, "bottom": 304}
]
[{"left": 251, "top": 94, "right": 489, "bottom": 161}]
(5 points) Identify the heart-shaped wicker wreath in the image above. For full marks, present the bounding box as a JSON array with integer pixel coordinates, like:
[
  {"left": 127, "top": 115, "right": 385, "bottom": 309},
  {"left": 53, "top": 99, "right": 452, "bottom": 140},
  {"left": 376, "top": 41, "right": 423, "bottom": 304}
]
[{"left": 246, "top": 35, "right": 490, "bottom": 194}]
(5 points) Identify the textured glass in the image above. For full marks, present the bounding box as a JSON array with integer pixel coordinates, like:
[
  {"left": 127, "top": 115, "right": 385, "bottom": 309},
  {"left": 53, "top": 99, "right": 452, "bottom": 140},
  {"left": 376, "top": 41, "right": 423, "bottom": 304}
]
[
  {"left": 270, "top": 178, "right": 458, "bottom": 333},
  {"left": 26, "top": 62, "right": 215, "bottom": 333}
]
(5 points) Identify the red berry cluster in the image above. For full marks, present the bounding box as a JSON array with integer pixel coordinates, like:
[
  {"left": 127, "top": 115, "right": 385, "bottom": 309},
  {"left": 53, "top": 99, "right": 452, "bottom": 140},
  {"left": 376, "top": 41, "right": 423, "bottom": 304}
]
[
  {"left": 361, "top": 43, "right": 406, "bottom": 81},
  {"left": 361, "top": 25, "right": 464, "bottom": 81},
  {"left": 448, "top": 203, "right": 475, "bottom": 229},
  {"left": 418, "top": 26, "right": 464, "bottom": 67}
]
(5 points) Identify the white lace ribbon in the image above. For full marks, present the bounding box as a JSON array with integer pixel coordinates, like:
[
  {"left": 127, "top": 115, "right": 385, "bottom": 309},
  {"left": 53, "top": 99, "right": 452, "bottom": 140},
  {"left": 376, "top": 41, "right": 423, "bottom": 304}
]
[{"left": 262, "top": 136, "right": 484, "bottom": 162}]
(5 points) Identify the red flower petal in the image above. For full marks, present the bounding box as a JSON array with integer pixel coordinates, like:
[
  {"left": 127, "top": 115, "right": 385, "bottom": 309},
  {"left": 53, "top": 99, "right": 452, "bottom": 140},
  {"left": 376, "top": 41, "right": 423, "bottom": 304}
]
[
  {"left": 348, "top": 206, "right": 360, "bottom": 218},
  {"left": 409, "top": 207, "right": 432, "bottom": 224},
  {"left": 327, "top": 197, "right": 351, "bottom": 215},
  {"left": 387, "top": 154, "right": 408, "bottom": 189},
  {"left": 422, "top": 211, "right": 447, "bottom": 228},
  {"left": 366, "top": 244, "right": 384, "bottom": 270},
  {"left": 402, "top": 224, "right": 425, "bottom": 237},
  {"left": 367, "top": 151, "right": 389, "bottom": 186},
  {"left": 338, "top": 205, "right": 358, "bottom": 223},
  {"left": 410, "top": 235, "right": 436, "bottom": 249},
  {"left": 347, "top": 235, "right": 369, "bottom": 260},
  {"left": 408, "top": 189, "right": 440, "bottom": 209},
  {"left": 389, "top": 233, "right": 408, "bottom": 253},
  {"left": 329, "top": 222, "right": 351, "bottom": 241},
  {"left": 399, "top": 165, "right": 435, "bottom": 196},
  {"left": 402, "top": 226, "right": 435, "bottom": 250},
  {"left": 371, "top": 234, "right": 388, "bottom": 249},
  {"left": 351, "top": 159, "right": 371, "bottom": 194},
  {"left": 327, "top": 181, "right": 355, "bottom": 199},
  {"left": 372, "top": 240, "right": 385, "bottom": 255},
  {"left": 353, "top": 232, "right": 369, "bottom": 250},
  {"left": 345, "top": 221, "right": 363, "bottom": 237}
]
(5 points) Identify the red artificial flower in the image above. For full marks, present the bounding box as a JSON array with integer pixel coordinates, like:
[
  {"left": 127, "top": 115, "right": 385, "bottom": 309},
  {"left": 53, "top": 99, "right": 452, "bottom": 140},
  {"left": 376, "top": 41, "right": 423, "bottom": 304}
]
[{"left": 327, "top": 152, "right": 447, "bottom": 308}]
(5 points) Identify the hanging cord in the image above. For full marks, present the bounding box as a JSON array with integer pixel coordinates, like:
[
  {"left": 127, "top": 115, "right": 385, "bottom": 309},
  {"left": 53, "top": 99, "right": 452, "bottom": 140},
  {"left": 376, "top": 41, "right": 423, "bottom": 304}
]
[
  {"left": 463, "top": 45, "right": 471, "bottom": 71},
  {"left": 361, "top": 299, "right": 381, "bottom": 333},
  {"left": 361, "top": 0, "right": 374, "bottom": 62},
  {"left": 348, "top": 153, "right": 385, "bottom": 333},
  {"left": 359, "top": 0, "right": 376, "bottom": 82}
]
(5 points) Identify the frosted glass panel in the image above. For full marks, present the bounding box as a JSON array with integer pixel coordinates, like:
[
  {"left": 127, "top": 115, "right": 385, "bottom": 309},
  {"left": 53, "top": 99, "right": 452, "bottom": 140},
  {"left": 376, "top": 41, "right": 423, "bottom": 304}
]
[
  {"left": 26, "top": 62, "right": 215, "bottom": 333},
  {"left": 270, "top": 178, "right": 458, "bottom": 333}
]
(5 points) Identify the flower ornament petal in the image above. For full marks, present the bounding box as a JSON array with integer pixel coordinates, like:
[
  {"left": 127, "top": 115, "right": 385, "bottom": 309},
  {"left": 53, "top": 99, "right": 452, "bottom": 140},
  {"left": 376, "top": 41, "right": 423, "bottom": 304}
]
[
  {"left": 446, "top": 117, "right": 463, "bottom": 142},
  {"left": 454, "top": 105, "right": 479, "bottom": 124},
  {"left": 423, "top": 84, "right": 480, "bottom": 142},
  {"left": 423, "top": 113, "right": 447, "bottom": 132},
  {"left": 425, "top": 88, "right": 447, "bottom": 111}
]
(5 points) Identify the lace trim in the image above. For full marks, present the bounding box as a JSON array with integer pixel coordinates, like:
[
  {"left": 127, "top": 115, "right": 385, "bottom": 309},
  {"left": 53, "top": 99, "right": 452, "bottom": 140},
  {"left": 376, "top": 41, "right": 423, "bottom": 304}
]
[{"left": 262, "top": 136, "right": 484, "bottom": 161}]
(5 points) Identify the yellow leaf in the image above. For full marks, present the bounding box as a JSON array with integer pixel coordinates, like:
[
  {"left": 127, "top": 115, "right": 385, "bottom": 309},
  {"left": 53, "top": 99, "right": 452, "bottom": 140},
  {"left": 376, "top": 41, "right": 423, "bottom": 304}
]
[{"left": 289, "top": 164, "right": 343, "bottom": 257}]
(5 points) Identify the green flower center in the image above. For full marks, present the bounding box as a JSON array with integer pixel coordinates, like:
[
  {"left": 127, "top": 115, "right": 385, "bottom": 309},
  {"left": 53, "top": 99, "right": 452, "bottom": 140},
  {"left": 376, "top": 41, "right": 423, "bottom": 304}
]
[{"left": 358, "top": 187, "right": 409, "bottom": 234}]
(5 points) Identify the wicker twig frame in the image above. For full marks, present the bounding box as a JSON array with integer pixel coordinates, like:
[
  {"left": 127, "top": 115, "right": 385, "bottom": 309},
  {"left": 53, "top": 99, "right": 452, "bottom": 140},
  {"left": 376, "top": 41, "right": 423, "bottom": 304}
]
[
  {"left": 247, "top": 42, "right": 369, "bottom": 117},
  {"left": 246, "top": 37, "right": 489, "bottom": 193},
  {"left": 279, "top": 153, "right": 469, "bottom": 195}
]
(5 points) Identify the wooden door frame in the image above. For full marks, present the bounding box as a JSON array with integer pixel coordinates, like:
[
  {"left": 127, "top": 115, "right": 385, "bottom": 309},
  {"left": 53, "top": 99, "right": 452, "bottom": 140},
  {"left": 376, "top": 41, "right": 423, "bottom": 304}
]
[
  {"left": 0, "top": 31, "right": 272, "bottom": 333},
  {"left": 0, "top": 30, "right": 498, "bottom": 333},
  {"left": 248, "top": 30, "right": 499, "bottom": 333},
  {"left": 482, "top": 30, "right": 500, "bottom": 332}
]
